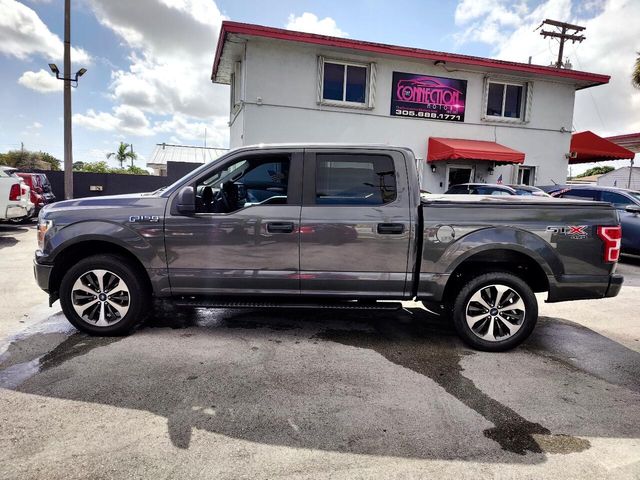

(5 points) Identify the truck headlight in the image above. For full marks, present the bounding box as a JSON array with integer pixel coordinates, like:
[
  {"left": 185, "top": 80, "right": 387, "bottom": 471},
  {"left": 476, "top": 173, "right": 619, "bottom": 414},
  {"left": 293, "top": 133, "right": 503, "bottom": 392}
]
[{"left": 37, "top": 219, "right": 54, "bottom": 250}]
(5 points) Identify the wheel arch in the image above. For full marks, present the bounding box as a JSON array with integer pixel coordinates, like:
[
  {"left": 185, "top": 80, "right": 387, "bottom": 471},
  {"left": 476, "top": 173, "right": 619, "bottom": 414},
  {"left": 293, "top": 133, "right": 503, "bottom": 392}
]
[
  {"left": 48, "top": 240, "right": 152, "bottom": 304},
  {"left": 441, "top": 247, "right": 550, "bottom": 307}
]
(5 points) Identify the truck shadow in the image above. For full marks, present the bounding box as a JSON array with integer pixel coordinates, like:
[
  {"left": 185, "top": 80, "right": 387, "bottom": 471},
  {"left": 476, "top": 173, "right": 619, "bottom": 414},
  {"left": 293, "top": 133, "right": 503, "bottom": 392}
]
[{"left": 2, "top": 306, "right": 639, "bottom": 464}]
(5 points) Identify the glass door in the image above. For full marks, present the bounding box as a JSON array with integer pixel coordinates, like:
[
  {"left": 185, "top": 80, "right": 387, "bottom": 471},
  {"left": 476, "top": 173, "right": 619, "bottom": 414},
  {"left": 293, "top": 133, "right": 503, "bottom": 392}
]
[{"left": 446, "top": 165, "right": 475, "bottom": 189}]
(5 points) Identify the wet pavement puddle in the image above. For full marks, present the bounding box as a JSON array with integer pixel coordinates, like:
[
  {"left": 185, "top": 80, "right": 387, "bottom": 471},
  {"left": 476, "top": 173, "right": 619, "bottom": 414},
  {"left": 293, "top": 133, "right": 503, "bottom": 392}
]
[{"left": 2, "top": 306, "right": 638, "bottom": 459}]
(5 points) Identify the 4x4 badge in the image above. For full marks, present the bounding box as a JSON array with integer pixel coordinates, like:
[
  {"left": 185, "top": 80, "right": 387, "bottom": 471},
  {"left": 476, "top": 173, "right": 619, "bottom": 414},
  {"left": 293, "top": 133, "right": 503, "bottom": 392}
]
[{"left": 546, "top": 225, "right": 588, "bottom": 239}]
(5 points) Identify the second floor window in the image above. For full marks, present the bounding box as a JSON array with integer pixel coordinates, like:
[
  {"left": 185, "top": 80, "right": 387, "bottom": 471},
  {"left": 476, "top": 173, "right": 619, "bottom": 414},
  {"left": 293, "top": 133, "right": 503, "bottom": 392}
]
[
  {"left": 485, "top": 80, "right": 528, "bottom": 121},
  {"left": 319, "top": 58, "right": 374, "bottom": 107}
]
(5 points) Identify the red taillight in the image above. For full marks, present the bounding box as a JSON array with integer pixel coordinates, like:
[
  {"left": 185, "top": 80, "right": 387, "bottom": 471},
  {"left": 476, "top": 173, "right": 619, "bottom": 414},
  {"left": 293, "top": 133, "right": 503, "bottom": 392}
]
[
  {"left": 9, "top": 183, "right": 20, "bottom": 201},
  {"left": 597, "top": 226, "right": 621, "bottom": 263}
]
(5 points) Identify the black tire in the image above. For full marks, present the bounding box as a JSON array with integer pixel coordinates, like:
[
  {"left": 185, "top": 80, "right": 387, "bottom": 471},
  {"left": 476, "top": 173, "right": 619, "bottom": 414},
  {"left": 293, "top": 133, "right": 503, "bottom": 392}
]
[
  {"left": 452, "top": 272, "right": 538, "bottom": 352},
  {"left": 59, "top": 254, "right": 150, "bottom": 336}
]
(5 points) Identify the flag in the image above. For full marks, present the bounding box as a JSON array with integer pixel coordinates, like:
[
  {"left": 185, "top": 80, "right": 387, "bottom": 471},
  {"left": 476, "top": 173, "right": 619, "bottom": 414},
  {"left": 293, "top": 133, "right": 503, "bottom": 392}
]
[{"left": 497, "top": 174, "right": 503, "bottom": 184}]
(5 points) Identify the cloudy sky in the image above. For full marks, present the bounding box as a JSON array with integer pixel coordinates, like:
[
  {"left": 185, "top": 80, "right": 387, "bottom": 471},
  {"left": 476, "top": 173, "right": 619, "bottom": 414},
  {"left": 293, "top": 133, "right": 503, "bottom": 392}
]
[{"left": 0, "top": 0, "right": 638, "bottom": 173}]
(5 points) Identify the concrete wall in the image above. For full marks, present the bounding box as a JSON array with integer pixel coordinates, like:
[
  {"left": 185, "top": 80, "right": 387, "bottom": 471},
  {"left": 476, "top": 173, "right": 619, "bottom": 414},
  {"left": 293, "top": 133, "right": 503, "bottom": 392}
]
[
  {"left": 597, "top": 166, "right": 640, "bottom": 190},
  {"left": 32, "top": 171, "right": 168, "bottom": 200},
  {"left": 230, "top": 39, "right": 576, "bottom": 192}
]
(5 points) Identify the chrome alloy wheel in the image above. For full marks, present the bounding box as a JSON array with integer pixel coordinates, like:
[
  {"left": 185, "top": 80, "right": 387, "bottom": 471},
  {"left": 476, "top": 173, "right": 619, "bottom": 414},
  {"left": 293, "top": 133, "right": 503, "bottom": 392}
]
[
  {"left": 465, "top": 284, "right": 526, "bottom": 342},
  {"left": 71, "top": 269, "right": 130, "bottom": 327}
]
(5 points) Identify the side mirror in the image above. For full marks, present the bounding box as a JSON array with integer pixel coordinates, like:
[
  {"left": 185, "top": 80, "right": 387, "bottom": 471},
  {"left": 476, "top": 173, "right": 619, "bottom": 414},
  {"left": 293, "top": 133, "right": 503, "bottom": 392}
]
[
  {"left": 175, "top": 186, "right": 195, "bottom": 215},
  {"left": 625, "top": 204, "right": 640, "bottom": 215}
]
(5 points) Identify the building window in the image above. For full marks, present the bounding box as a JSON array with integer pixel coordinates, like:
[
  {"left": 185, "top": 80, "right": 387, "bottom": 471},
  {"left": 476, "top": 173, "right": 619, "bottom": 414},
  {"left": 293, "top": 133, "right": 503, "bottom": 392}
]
[
  {"left": 483, "top": 79, "right": 531, "bottom": 122},
  {"left": 230, "top": 61, "right": 242, "bottom": 114},
  {"left": 318, "top": 57, "right": 375, "bottom": 108},
  {"left": 517, "top": 166, "right": 536, "bottom": 185}
]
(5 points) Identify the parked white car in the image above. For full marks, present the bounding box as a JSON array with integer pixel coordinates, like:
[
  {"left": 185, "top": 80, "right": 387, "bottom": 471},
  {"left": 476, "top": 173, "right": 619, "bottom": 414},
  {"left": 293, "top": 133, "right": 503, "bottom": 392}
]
[{"left": 0, "top": 166, "right": 33, "bottom": 221}]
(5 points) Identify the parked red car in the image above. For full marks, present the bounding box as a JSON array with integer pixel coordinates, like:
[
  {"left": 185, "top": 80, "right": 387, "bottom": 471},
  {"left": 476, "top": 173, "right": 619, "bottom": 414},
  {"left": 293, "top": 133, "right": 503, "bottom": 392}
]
[{"left": 15, "top": 172, "right": 56, "bottom": 213}]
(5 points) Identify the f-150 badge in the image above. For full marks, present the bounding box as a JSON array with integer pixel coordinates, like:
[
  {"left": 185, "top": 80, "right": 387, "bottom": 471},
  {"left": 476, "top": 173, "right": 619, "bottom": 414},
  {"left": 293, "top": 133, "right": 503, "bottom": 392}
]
[
  {"left": 129, "top": 215, "right": 160, "bottom": 223},
  {"left": 546, "top": 225, "right": 588, "bottom": 239}
]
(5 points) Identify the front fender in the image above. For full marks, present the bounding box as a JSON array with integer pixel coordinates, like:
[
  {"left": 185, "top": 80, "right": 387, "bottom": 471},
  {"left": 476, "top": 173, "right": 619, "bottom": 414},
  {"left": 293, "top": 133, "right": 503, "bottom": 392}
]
[{"left": 42, "top": 220, "right": 166, "bottom": 270}]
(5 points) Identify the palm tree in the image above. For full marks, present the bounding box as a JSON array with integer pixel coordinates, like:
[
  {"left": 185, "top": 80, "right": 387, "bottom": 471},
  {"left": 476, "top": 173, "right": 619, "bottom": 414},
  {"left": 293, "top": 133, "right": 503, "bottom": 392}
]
[
  {"left": 633, "top": 52, "right": 640, "bottom": 89},
  {"left": 106, "top": 142, "right": 137, "bottom": 169}
]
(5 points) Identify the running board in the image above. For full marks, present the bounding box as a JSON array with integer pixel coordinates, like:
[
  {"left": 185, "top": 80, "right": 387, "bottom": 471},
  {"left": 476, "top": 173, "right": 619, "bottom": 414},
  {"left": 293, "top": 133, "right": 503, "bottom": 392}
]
[{"left": 173, "top": 298, "right": 403, "bottom": 311}]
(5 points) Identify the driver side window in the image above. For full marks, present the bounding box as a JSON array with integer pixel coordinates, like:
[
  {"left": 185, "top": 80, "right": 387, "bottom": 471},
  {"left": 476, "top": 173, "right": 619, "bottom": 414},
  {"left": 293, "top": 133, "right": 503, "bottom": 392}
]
[{"left": 195, "top": 155, "right": 290, "bottom": 214}]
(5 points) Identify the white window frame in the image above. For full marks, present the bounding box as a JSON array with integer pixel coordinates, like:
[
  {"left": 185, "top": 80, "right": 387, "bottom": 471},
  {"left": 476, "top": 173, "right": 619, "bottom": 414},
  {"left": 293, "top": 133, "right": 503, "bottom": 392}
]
[
  {"left": 446, "top": 164, "right": 475, "bottom": 190},
  {"left": 516, "top": 165, "right": 536, "bottom": 186},
  {"left": 482, "top": 78, "right": 533, "bottom": 124},
  {"left": 317, "top": 56, "right": 376, "bottom": 109},
  {"left": 230, "top": 61, "right": 243, "bottom": 114}
]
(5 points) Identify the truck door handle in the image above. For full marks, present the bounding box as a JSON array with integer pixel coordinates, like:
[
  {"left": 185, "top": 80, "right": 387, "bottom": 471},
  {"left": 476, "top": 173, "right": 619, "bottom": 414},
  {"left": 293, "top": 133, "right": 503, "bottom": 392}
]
[
  {"left": 267, "top": 222, "right": 294, "bottom": 233},
  {"left": 377, "top": 223, "right": 404, "bottom": 234}
]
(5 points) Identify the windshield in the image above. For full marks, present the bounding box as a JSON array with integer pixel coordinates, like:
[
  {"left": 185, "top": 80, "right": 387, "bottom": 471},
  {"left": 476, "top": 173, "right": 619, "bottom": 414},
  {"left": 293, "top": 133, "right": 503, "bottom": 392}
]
[
  {"left": 629, "top": 191, "right": 640, "bottom": 203},
  {"left": 153, "top": 153, "right": 233, "bottom": 195}
]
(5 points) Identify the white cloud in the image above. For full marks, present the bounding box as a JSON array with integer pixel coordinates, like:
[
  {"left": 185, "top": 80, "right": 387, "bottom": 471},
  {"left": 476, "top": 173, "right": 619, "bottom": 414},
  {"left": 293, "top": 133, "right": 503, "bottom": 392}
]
[
  {"left": 18, "top": 69, "right": 62, "bottom": 93},
  {"left": 75, "top": 0, "right": 230, "bottom": 145},
  {"left": 154, "top": 114, "right": 229, "bottom": 145},
  {"left": 0, "top": 0, "right": 90, "bottom": 63},
  {"left": 31, "top": 121, "right": 43, "bottom": 128},
  {"left": 87, "top": 0, "right": 229, "bottom": 118},
  {"left": 453, "top": 0, "right": 640, "bottom": 145},
  {"left": 285, "top": 12, "right": 348, "bottom": 37},
  {"left": 73, "top": 105, "right": 154, "bottom": 137}
]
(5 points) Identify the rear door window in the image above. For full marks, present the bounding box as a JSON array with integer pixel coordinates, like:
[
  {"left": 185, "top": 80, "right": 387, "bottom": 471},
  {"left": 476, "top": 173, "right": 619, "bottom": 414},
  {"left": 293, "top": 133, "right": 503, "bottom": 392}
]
[
  {"left": 315, "top": 154, "right": 396, "bottom": 205},
  {"left": 601, "top": 191, "right": 634, "bottom": 208},
  {"left": 559, "top": 189, "right": 598, "bottom": 200},
  {"left": 446, "top": 185, "right": 469, "bottom": 194}
]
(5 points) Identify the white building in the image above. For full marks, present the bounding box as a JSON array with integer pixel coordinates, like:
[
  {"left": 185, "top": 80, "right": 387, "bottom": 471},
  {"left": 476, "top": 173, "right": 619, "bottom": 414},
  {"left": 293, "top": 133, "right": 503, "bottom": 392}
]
[
  {"left": 597, "top": 167, "right": 640, "bottom": 190},
  {"left": 211, "top": 21, "right": 609, "bottom": 193},
  {"left": 147, "top": 144, "right": 228, "bottom": 176}
]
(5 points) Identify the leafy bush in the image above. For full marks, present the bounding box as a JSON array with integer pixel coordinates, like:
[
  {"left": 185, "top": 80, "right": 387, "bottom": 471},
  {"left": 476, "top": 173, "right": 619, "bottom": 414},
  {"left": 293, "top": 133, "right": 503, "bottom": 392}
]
[
  {"left": 0, "top": 149, "right": 61, "bottom": 170},
  {"left": 576, "top": 166, "right": 615, "bottom": 178},
  {"left": 73, "top": 161, "right": 149, "bottom": 175}
]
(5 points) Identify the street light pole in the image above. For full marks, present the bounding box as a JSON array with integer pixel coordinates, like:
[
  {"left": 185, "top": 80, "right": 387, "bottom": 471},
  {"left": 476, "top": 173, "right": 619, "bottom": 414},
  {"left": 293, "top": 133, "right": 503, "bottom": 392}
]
[
  {"left": 49, "top": 0, "right": 86, "bottom": 199},
  {"left": 63, "top": 0, "right": 72, "bottom": 199}
]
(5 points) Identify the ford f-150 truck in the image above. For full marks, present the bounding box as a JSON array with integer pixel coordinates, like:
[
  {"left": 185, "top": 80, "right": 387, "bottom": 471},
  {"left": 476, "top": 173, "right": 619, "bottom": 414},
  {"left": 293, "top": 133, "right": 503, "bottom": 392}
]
[{"left": 33, "top": 145, "right": 623, "bottom": 351}]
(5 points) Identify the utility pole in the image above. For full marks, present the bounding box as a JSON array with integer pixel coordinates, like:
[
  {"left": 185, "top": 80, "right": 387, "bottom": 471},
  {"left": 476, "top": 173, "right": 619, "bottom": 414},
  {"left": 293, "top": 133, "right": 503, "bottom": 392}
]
[
  {"left": 49, "top": 0, "right": 86, "bottom": 199},
  {"left": 538, "top": 19, "right": 585, "bottom": 68},
  {"left": 63, "top": 0, "right": 72, "bottom": 199},
  {"left": 130, "top": 144, "right": 135, "bottom": 168}
]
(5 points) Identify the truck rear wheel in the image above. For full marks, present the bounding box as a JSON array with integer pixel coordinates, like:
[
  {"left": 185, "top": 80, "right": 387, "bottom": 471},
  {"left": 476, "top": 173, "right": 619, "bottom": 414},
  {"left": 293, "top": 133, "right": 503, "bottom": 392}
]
[
  {"left": 452, "top": 272, "right": 538, "bottom": 351},
  {"left": 59, "top": 254, "right": 150, "bottom": 336}
]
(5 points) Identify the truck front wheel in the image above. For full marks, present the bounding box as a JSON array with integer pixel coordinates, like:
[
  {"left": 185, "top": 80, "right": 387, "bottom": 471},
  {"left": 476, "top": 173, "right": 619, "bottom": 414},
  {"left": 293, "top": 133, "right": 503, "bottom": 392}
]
[
  {"left": 59, "top": 254, "right": 150, "bottom": 336},
  {"left": 452, "top": 272, "right": 538, "bottom": 351}
]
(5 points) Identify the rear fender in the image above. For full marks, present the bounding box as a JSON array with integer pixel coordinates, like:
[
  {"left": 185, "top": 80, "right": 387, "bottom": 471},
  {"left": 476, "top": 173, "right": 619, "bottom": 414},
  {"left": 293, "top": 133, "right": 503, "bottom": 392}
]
[{"left": 441, "top": 227, "right": 562, "bottom": 277}]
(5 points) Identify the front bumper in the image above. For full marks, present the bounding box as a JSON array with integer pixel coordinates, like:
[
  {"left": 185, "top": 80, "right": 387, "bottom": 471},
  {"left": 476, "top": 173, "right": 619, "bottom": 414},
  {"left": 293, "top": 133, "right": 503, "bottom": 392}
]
[{"left": 33, "top": 257, "right": 53, "bottom": 293}]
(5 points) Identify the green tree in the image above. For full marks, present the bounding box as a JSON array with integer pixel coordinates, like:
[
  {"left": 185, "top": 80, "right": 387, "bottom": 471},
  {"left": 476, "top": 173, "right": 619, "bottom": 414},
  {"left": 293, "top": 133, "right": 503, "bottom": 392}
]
[
  {"left": 106, "top": 142, "right": 137, "bottom": 169},
  {"left": 72, "top": 161, "right": 149, "bottom": 175},
  {"left": 0, "top": 149, "right": 61, "bottom": 170},
  {"left": 125, "top": 165, "right": 149, "bottom": 175},
  {"left": 75, "top": 161, "right": 111, "bottom": 173},
  {"left": 633, "top": 52, "right": 640, "bottom": 89},
  {"left": 576, "top": 166, "right": 615, "bottom": 178}
]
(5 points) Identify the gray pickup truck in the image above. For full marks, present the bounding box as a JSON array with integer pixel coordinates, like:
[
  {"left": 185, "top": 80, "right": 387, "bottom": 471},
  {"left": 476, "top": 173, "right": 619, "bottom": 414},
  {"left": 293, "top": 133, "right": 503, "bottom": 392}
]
[{"left": 34, "top": 145, "right": 623, "bottom": 350}]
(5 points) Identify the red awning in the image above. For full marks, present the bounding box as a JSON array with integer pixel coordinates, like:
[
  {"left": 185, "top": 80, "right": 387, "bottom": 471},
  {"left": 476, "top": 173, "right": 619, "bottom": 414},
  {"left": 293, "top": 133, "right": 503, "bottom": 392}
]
[
  {"left": 427, "top": 137, "right": 525, "bottom": 164},
  {"left": 569, "top": 131, "right": 635, "bottom": 164}
]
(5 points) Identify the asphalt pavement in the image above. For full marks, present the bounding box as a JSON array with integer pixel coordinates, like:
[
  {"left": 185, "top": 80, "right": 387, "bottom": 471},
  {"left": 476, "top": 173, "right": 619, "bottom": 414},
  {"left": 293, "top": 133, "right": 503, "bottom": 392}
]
[{"left": 1, "top": 222, "right": 639, "bottom": 479}]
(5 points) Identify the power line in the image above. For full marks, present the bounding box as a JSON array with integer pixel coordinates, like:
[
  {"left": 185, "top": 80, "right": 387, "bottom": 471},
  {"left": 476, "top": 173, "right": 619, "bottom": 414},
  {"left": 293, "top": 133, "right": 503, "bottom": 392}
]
[{"left": 571, "top": 46, "right": 606, "bottom": 131}]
